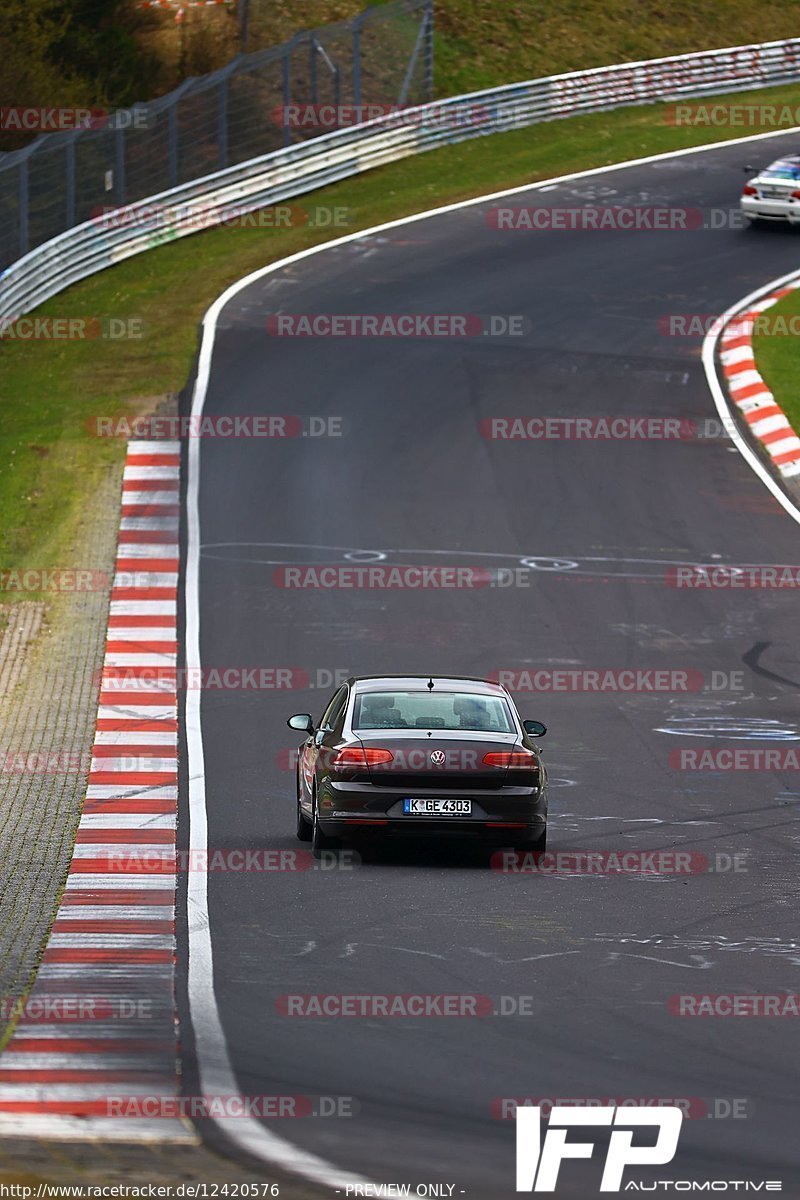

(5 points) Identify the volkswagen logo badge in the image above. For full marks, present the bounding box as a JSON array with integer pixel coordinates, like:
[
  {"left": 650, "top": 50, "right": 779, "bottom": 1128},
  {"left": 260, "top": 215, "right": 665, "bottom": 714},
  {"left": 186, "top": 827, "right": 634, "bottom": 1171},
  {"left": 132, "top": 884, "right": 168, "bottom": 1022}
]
[{"left": 430, "top": 750, "right": 446, "bottom": 766}]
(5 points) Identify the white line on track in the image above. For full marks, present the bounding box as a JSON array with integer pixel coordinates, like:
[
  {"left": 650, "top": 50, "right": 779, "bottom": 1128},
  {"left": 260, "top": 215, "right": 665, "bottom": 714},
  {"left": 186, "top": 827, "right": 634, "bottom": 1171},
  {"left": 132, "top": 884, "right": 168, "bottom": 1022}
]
[{"left": 185, "top": 122, "right": 800, "bottom": 1186}]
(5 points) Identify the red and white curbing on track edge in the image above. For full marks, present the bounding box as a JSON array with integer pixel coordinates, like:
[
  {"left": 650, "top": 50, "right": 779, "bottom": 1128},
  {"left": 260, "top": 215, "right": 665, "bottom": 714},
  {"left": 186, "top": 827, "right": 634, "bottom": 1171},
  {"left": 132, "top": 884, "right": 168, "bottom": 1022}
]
[
  {"left": 0, "top": 440, "right": 191, "bottom": 1141},
  {"left": 719, "top": 281, "right": 800, "bottom": 479}
]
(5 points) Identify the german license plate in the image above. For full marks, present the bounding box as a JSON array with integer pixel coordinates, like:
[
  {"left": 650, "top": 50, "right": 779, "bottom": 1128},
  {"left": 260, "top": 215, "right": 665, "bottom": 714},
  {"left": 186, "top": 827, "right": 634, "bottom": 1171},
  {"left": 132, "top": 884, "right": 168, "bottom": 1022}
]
[{"left": 403, "top": 798, "right": 472, "bottom": 815}]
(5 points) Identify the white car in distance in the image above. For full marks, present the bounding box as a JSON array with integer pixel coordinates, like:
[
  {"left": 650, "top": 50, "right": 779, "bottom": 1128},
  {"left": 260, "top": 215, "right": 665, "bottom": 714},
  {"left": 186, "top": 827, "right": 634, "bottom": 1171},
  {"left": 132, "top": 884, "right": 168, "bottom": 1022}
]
[{"left": 741, "top": 155, "right": 800, "bottom": 225}]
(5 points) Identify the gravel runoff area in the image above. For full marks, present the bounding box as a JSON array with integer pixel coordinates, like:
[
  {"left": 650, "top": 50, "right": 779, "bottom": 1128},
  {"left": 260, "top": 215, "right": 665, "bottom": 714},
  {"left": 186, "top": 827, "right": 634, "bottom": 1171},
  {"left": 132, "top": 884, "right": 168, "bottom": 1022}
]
[
  {"left": 0, "top": 461, "right": 123, "bottom": 1046},
  {"left": 0, "top": 1138, "right": 334, "bottom": 1194}
]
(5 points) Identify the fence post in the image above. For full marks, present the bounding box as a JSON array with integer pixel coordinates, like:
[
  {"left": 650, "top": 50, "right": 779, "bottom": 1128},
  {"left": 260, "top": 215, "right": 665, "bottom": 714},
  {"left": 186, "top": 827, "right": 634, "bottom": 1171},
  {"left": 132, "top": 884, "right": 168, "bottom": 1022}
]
[
  {"left": 115, "top": 124, "right": 127, "bottom": 207},
  {"left": 239, "top": 0, "right": 249, "bottom": 51},
  {"left": 18, "top": 159, "right": 29, "bottom": 258},
  {"left": 218, "top": 76, "right": 229, "bottom": 169},
  {"left": 310, "top": 35, "right": 318, "bottom": 105},
  {"left": 66, "top": 138, "right": 76, "bottom": 229},
  {"left": 352, "top": 13, "right": 363, "bottom": 107},
  {"left": 168, "top": 101, "right": 179, "bottom": 187},
  {"left": 424, "top": 0, "right": 434, "bottom": 101},
  {"left": 282, "top": 48, "right": 292, "bottom": 147}
]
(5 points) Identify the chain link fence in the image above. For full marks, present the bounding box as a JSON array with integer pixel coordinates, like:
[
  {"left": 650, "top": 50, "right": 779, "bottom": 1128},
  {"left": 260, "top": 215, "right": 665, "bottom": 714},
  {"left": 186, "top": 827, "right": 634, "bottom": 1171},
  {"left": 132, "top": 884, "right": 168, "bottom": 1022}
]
[{"left": 0, "top": 0, "right": 433, "bottom": 271}]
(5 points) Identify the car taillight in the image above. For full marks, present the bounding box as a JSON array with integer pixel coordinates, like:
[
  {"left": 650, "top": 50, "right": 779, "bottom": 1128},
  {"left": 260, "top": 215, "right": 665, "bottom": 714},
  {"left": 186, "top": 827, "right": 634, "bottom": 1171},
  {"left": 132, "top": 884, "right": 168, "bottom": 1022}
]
[
  {"left": 483, "top": 750, "right": 537, "bottom": 767},
  {"left": 331, "top": 746, "right": 394, "bottom": 767},
  {"left": 792, "top": 190, "right": 800, "bottom": 200},
  {"left": 742, "top": 185, "right": 757, "bottom": 196}
]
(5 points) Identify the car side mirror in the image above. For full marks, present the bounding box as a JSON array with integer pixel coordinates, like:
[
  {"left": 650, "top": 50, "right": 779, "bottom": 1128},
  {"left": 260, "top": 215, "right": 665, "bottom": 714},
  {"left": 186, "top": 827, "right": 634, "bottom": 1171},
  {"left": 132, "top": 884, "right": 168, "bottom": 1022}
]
[
  {"left": 523, "top": 719, "right": 547, "bottom": 738},
  {"left": 287, "top": 713, "right": 314, "bottom": 734},
  {"left": 743, "top": 165, "right": 757, "bottom": 174}
]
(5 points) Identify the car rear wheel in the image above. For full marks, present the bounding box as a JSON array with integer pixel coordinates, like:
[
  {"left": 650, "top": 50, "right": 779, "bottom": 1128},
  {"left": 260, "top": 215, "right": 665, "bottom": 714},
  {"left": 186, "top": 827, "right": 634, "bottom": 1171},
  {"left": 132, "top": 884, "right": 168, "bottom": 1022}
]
[
  {"left": 296, "top": 800, "right": 312, "bottom": 841},
  {"left": 296, "top": 770, "right": 312, "bottom": 841},
  {"left": 311, "top": 792, "right": 338, "bottom": 858}
]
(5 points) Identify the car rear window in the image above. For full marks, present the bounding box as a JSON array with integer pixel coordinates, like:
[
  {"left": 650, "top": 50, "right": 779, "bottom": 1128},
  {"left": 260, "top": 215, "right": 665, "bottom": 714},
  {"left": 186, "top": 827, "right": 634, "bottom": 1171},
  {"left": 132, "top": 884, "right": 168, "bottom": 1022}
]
[
  {"left": 764, "top": 160, "right": 800, "bottom": 179},
  {"left": 352, "top": 691, "right": 514, "bottom": 732}
]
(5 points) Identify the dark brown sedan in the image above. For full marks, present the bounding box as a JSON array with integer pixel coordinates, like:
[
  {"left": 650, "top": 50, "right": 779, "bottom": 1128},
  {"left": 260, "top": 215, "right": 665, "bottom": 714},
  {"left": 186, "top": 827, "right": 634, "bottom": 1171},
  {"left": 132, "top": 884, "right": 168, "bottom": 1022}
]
[{"left": 288, "top": 675, "right": 548, "bottom": 857}]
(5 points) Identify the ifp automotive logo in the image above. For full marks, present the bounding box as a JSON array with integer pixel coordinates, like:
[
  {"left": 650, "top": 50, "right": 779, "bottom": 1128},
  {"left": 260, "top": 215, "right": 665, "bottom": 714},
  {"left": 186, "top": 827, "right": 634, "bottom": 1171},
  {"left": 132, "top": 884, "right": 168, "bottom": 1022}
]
[{"left": 515, "top": 1105, "right": 683, "bottom": 1192}]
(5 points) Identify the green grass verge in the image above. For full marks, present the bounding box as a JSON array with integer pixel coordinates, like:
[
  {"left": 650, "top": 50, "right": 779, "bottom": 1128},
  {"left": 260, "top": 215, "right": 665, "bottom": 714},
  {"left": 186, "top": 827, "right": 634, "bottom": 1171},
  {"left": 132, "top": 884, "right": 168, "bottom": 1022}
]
[
  {"left": 3, "top": 80, "right": 800, "bottom": 591},
  {"left": 752, "top": 286, "right": 800, "bottom": 438},
  {"left": 136, "top": 0, "right": 800, "bottom": 105}
]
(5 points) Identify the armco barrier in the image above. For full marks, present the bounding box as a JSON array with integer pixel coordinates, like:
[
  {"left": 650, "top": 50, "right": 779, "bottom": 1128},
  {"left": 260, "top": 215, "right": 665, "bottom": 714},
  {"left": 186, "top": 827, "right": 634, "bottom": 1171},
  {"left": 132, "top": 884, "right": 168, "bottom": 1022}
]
[{"left": 2, "top": 36, "right": 800, "bottom": 322}]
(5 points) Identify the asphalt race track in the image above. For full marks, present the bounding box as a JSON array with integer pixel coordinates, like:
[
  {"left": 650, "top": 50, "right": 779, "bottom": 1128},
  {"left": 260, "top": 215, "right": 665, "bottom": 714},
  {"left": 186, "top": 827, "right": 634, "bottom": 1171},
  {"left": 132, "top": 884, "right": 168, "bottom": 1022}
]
[{"left": 177, "top": 130, "right": 800, "bottom": 1196}]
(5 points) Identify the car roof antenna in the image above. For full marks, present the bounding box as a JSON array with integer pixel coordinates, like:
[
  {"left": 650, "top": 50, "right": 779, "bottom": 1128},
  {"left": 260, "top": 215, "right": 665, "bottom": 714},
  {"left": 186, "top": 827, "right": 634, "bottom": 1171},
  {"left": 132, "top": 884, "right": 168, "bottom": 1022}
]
[{"left": 427, "top": 677, "right": 434, "bottom": 691}]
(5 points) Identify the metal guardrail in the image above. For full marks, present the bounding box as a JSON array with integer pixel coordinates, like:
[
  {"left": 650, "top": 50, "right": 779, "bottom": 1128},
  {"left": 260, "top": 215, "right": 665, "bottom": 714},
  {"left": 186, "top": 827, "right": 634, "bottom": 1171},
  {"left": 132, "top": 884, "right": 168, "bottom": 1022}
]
[
  {"left": 0, "top": 0, "right": 433, "bottom": 269},
  {"left": 3, "top": 36, "right": 800, "bottom": 323}
]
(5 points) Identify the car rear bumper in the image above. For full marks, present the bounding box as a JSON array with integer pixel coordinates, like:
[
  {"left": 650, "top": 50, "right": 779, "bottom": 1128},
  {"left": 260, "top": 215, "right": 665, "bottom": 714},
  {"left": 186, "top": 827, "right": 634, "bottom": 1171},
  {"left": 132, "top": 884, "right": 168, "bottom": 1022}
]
[
  {"left": 318, "top": 778, "right": 547, "bottom": 837},
  {"left": 741, "top": 196, "right": 800, "bottom": 223}
]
